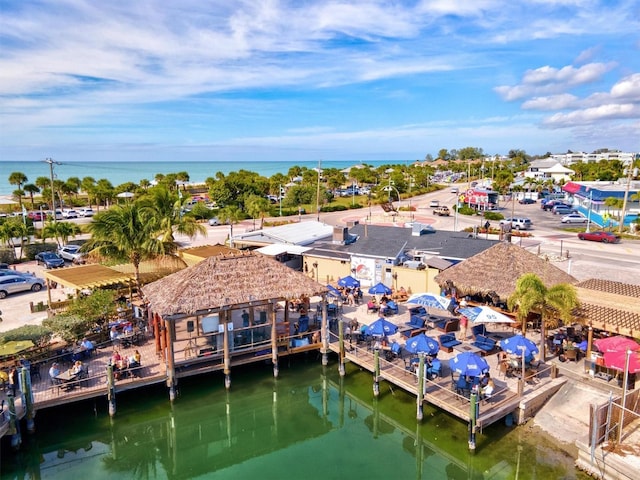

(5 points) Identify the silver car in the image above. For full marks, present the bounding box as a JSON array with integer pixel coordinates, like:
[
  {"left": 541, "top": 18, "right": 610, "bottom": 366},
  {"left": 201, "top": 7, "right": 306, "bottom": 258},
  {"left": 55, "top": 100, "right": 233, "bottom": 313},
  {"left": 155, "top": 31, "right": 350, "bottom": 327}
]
[
  {"left": 561, "top": 213, "right": 587, "bottom": 224},
  {"left": 0, "top": 274, "right": 46, "bottom": 299}
]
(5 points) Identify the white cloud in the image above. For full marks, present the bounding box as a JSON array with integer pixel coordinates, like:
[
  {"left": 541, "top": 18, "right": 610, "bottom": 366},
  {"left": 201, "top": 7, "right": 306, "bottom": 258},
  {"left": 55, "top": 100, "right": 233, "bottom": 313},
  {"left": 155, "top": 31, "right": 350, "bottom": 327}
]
[
  {"left": 543, "top": 103, "right": 640, "bottom": 127},
  {"left": 522, "top": 94, "right": 578, "bottom": 110},
  {"left": 495, "top": 63, "right": 614, "bottom": 101}
]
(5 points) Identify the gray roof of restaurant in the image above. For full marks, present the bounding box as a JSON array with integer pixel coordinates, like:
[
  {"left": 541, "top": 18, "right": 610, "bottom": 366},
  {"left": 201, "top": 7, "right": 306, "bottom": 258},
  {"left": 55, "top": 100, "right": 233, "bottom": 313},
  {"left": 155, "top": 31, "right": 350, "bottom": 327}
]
[{"left": 304, "top": 223, "right": 497, "bottom": 262}]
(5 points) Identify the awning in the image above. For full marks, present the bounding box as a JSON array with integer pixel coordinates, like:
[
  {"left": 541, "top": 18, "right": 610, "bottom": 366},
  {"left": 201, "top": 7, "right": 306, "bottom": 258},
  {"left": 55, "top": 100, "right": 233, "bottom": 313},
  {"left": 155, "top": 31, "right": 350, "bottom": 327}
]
[
  {"left": 44, "top": 264, "right": 134, "bottom": 290},
  {"left": 256, "top": 244, "right": 311, "bottom": 256},
  {"left": 562, "top": 182, "right": 582, "bottom": 195}
]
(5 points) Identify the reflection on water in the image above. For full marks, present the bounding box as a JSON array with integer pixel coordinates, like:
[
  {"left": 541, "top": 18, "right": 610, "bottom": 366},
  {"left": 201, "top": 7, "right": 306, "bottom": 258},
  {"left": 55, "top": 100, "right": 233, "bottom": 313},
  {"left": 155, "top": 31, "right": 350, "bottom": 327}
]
[{"left": 1, "top": 360, "right": 587, "bottom": 479}]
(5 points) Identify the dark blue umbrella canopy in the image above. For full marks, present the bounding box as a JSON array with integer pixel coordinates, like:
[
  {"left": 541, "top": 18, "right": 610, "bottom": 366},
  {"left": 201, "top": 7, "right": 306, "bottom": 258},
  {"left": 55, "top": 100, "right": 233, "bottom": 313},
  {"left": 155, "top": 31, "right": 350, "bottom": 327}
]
[
  {"left": 338, "top": 275, "right": 360, "bottom": 288},
  {"left": 449, "top": 352, "right": 490, "bottom": 377},
  {"left": 404, "top": 333, "right": 439, "bottom": 355},
  {"left": 368, "top": 282, "right": 392, "bottom": 295},
  {"left": 326, "top": 284, "right": 342, "bottom": 298},
  {"left": 365, "top": 318, "right": 398, "bottom": 337},
  {"left": 499, "top": 334, "right": 539, "bottom": 356}
]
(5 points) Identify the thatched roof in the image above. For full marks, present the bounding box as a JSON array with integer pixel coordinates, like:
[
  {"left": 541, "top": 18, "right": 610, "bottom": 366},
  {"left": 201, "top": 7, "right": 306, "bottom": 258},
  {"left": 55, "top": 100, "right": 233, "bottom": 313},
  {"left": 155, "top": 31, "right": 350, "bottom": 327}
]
[
  {"left": 434, "top": 242, "right": 577, "bottom": 299},
  {"left": 142, "top": 251, "right": 326, "bottom": 318}
]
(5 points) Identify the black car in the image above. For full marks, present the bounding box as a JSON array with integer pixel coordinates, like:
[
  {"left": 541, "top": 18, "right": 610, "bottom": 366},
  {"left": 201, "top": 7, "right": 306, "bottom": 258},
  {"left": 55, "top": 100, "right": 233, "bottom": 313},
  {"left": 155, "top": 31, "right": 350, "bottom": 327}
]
[
  {"left": 518, "top": 198, "right": 536, "bottom": 204},
  {"left": 34, "top": 251, "right": 65, "bottom": 269}
]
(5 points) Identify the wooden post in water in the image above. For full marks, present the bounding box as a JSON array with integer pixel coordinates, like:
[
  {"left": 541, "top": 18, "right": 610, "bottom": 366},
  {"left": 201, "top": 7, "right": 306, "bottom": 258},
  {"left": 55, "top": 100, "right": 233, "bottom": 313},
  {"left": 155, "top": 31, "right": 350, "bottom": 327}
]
[
  {"left": 270, "top": 303, "right": 278, "bottom": 378},
  {"left": 338, "top": 316, "right": 345, "bottom": 376},
  {"left": 468, "top": 392, "right": 478, "bottom": 451},
  {"left": 19, "top": 366, "right": 35, "bottom": 433},
  {"left": 416, "top": 354, "right": 425, "bottom": 420},
  {"left": 7, "top": 394, "right": 21, "bottom": 449},
  {"left": 223, "top": 311, "right": 231, "bottom": 388},
  {"left": 373, "top": 347, "right": 380, "bottom": 397},
  {"left": 166, "top": 318, "right": 177, "bottom": 400},
  {"left": 106, "top": 364, "right": 116, "bottom": 417},
  {"left": 321, "top": 295, "right": 329, "bottom": 366}
]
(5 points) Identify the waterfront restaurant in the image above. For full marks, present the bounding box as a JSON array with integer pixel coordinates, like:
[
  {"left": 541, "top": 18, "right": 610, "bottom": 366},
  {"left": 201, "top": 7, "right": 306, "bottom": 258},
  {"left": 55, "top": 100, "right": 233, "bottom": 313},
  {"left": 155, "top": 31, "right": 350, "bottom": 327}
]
[{"left": 141, "top": 251, "right": 328, "bottom": 398}]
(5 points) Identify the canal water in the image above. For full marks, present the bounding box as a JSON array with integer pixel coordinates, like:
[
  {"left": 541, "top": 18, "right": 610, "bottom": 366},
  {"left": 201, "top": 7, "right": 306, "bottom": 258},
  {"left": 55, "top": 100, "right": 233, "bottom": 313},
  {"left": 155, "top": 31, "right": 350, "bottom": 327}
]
[{"left": 2, "top": 358, "right": 588, "bottom": 479}]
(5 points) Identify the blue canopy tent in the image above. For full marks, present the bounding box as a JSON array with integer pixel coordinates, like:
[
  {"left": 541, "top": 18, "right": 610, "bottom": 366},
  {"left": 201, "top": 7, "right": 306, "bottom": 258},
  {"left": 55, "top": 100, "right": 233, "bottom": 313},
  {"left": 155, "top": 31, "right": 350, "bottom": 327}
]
[
  {"left": 365, "top": 318, "right": 398, "bottom": 337},
  {"left": 326, "top": 284, "right": 342, "bottom": 298},
  {"left": 406, "top": 292, "right": 451, "bottom": 310},
  {"left": 338, "top": 275, "right": 360, "bottom": 288},
  {"left": 368, "top": 282, "right": 392, "bottom": 295},
  {"left": 449, "top": 352, "right": 490, "bottom": 377},
  {"left": 405, "top": 333, "right": 440, "bottom": 356}
]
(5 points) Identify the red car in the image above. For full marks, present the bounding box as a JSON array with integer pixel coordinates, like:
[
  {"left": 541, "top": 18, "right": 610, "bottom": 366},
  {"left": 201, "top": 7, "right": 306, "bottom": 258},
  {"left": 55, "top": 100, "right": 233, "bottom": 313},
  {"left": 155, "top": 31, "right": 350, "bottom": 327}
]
[
  {"left": 577, "top": 231, "right": 621, "bottom": 243},
  {"left": 27, "top": 211, "right": 46, "bottom": 221}
]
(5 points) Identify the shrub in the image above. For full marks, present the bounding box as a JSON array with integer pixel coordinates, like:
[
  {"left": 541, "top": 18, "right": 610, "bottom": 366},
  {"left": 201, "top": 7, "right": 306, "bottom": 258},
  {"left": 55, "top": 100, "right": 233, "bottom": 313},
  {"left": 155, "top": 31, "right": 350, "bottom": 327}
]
[
  {"left": 0, "top": 324, "right": 53, "bottom": 348},
  {"left": 24, "top": 242, "right": 59, "bottom": 261},
  {"left": 483, "top": 211, "right": 504, "bottom": 221},
  {"left": 0, "top": 247, "right": 16, "bottom": 264},
  {"left": 43, "top": 314, "right": 95, "bottom": 344}
]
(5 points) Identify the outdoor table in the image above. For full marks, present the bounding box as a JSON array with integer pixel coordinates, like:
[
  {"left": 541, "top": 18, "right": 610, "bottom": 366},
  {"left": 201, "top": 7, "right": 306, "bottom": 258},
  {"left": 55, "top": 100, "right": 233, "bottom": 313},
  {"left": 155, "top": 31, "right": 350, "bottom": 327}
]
[
  {"left": 453, "top": 344, "right": 482, "bottom": 355},
  {"left": 120, "top": 329, "right": 144, "bottom": 348},
  {"left": 55, "top": 370, "right": 79, "bottom": 390}
]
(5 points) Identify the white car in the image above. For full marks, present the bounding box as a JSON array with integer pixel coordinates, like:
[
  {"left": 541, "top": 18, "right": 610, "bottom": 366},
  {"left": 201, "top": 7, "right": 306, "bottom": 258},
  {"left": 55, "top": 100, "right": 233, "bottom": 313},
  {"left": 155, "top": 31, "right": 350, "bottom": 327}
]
[
  {"left": 78, "top": 207, "right": 94, "bottom": 217},
  {"left": 561, "top": 213, "right": 587, "bottom": 224},
  {"left": 57, "top": 244, "right": 85, "bottom": 263},
  {"left": 62, "top": 209, "right": 78, "bottom": 219},
  {"left": 499, "top": 217, "right": 533, "bottom": 230}
]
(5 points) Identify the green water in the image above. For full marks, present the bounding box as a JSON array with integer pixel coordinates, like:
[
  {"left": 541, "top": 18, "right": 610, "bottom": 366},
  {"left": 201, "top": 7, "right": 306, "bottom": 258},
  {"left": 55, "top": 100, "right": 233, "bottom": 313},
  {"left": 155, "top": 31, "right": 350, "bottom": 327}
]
[{"left": 2, "top": 359, "right": 587, "bottom": 479}]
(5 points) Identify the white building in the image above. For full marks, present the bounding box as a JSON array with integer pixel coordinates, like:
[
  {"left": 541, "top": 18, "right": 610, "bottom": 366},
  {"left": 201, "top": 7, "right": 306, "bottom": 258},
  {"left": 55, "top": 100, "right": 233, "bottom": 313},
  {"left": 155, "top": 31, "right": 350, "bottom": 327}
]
[
  {"left": 550, "top": 151, "right": 635, "bottom": 166},
  {"left": 525, "top": 160, "right": 575, "bottom": 183}
]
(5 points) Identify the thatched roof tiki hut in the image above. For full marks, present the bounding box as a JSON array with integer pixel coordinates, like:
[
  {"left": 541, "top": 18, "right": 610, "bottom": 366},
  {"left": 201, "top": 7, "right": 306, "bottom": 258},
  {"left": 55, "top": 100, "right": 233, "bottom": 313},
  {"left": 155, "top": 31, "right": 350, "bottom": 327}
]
[
  {"left": 142, "top": 251, "right": 327, "bottom": 399},
  {"left": 434, "top": 243, "right": 578, "bottom": 328}
]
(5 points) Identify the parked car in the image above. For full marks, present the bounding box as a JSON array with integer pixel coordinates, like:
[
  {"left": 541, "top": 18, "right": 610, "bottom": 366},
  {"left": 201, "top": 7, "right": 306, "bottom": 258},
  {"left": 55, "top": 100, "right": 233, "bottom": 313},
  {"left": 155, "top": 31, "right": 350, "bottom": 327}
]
[
  {"left": 0, "top": 269, "right": 35, "bottom": 278},
  {"left": 577, "top": 231, "right": 621, "bottom": 243},
  {"left": 499, "top": 217, "right": 533, "bottom": 230},
  {"left": 0, "top": 275, "right": 46, "bottom": 298},
  {"left": 208, "top": 217, "right": 220, "bottom": 226},
  {"left": 27, "top": 211, "right": 46, "bottom": 221},
  {"left": 57, "top": 245, "right": 85, "bottom": 262},
  {"left": 62, "top": 209, "right": 78, "bottom": 219},
  {"left": 34, "top": 251, "right": 65, "bottom": 268},
  {"left": 542, "top": 200, "right": 568, "bottom": 211},
  {"left": 561, "top": 213, "right": 587, "bottom": 224},
  {"left": 78, "top": 207, "right": 94, "bottom": 217},
  {"left": 518, "top": 198, "right": 536, "bottom": 204},
  {"left": 552, "top": 205, "right": 577, "bottom": 215}
]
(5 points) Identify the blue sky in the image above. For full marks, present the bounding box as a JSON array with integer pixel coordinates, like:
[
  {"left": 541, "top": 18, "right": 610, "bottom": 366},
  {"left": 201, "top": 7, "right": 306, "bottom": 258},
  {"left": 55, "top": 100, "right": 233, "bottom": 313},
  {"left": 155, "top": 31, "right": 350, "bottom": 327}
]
[{"left": 0, "top": 0, "right": 639, "bottom": 163}]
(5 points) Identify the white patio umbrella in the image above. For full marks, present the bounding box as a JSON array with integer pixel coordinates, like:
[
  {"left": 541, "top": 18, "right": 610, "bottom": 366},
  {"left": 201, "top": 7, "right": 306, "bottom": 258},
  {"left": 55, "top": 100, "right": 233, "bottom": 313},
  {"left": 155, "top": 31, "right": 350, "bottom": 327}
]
[{"left": 457, "top": 305, "right": 515, "bottom": 324}]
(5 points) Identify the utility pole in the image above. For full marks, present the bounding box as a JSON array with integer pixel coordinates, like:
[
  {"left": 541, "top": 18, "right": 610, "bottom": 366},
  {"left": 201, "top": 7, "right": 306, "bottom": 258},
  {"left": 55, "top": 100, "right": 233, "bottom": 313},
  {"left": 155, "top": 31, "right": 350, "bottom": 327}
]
[
  {"left": 316, "top": 160, "right": 322, "bottom": 222},
  {"left": 585, "top": 190, "right": 593, "bottom": 233},
  {"left": 279, "top": 183, "right": 283, "bottom": 217},
  {"left": 44, "top": 157, "right": 60, "bottom": 224}
]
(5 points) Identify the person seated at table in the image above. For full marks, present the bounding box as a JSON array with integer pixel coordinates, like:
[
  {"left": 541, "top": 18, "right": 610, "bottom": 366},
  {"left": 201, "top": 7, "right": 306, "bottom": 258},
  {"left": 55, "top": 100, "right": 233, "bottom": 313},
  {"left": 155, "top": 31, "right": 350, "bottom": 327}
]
[
  {"left": 72, "top": 360, "right": 83, "bottom": 376},
  {"left": 111, "top": 350, "right": 122, "bottom": 365},
  {"left": 480, "top": 373, "right": 495, "bottom": 400},
  {"left": 574, "top": 338, "right": 588, "bottom": 352},
  {"left": 380, "top": 294, "right": 389, "bottom": 304},
  {"left": 367, "top": 298, "right": 378, "bottom": 313},
  {"left": 123, "top": 322, "right": 134, "bottom": 334},
  {"left": 110, "top": 326, "right": 120, "bottom": 344},
  {"left": 49, "top": 362, "right": 61, "bottom": 380},
  {"left": 113, "top": 357, "right": 129, "bottom": 380},
  {"left": 128, "top": 350, "right": 141, "bottom": 374},
  {"left": 80, "top": 337, "right": 95, "bottom": 358}
]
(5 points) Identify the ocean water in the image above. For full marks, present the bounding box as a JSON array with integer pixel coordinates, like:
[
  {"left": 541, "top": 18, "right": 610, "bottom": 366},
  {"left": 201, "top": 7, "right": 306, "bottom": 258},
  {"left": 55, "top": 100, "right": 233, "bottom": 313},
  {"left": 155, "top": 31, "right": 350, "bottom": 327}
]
[
  {"left": 0, "top": 160, "right": 397, "bottom": 196},
  {"left": 0, "top": 360, "right": 587, "bottom": 479}
]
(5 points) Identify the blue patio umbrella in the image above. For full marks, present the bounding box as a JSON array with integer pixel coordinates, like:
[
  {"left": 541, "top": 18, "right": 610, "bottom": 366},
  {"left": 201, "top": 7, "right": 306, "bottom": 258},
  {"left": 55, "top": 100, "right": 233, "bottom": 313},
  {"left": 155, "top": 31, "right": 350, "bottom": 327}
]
[
  {"left": 365, "top": 318, "right": 398, "bottom": 337},
  {"left": 368, "top": 282, "right": 392, "bottom": 295},
  {"left": 449, "top": 351, "right": 490, "bottom": 377},
  {"left": 404, "top": 333, "right": 440, "bottom": 356},
  {"left": 326, "top": 284, "right": 342, "bottom": 298},
  {"left": 338, "top": 275, "right": 360, "bottom": 288},
  {"left": 406, "top": 292, "right": 451, "bottom": 310},
  {"left": 499, "top": 334, "right": 539, "bottom": 356}
]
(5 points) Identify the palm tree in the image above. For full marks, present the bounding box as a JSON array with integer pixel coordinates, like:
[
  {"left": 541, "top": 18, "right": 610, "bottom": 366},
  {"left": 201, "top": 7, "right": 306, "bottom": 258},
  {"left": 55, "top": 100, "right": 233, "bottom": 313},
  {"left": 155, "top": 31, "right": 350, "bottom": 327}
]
[
  {"left": 85, "top": 203, "right": 171, "bottom": 293},
  {"left": 245, "top": 194, "right": 271, "bottom": 230},
  {"left": 42, "top": 220, "right": 81, "bottom": 247},
  {"left": 23, "top": 184, "right": 40, "bottom": 209},
  {"left": 508, "top": 273, "right": 579, "bottom": 362},
  {"left": 139, "top": 186, "right": 206, "bottom": 243},
  {"left": 8, "top": 172, "right": 27, "bottom": 209},
  {"left": 218, "top": 205, "right": 243, "bottom": 246}
]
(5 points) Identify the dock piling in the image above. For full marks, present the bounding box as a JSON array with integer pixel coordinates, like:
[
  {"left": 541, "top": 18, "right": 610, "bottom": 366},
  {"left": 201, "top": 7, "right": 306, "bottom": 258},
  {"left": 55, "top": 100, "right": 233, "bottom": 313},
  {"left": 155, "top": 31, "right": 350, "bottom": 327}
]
[
  {"left": 373, "top": 348, "right": 380, "bottom": 397},
  {"left": 107, "top": 364, "right": 116, "bottom": 416},
  {"left": 416, "top": 354, "right": 424, "bottom": 421}
]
